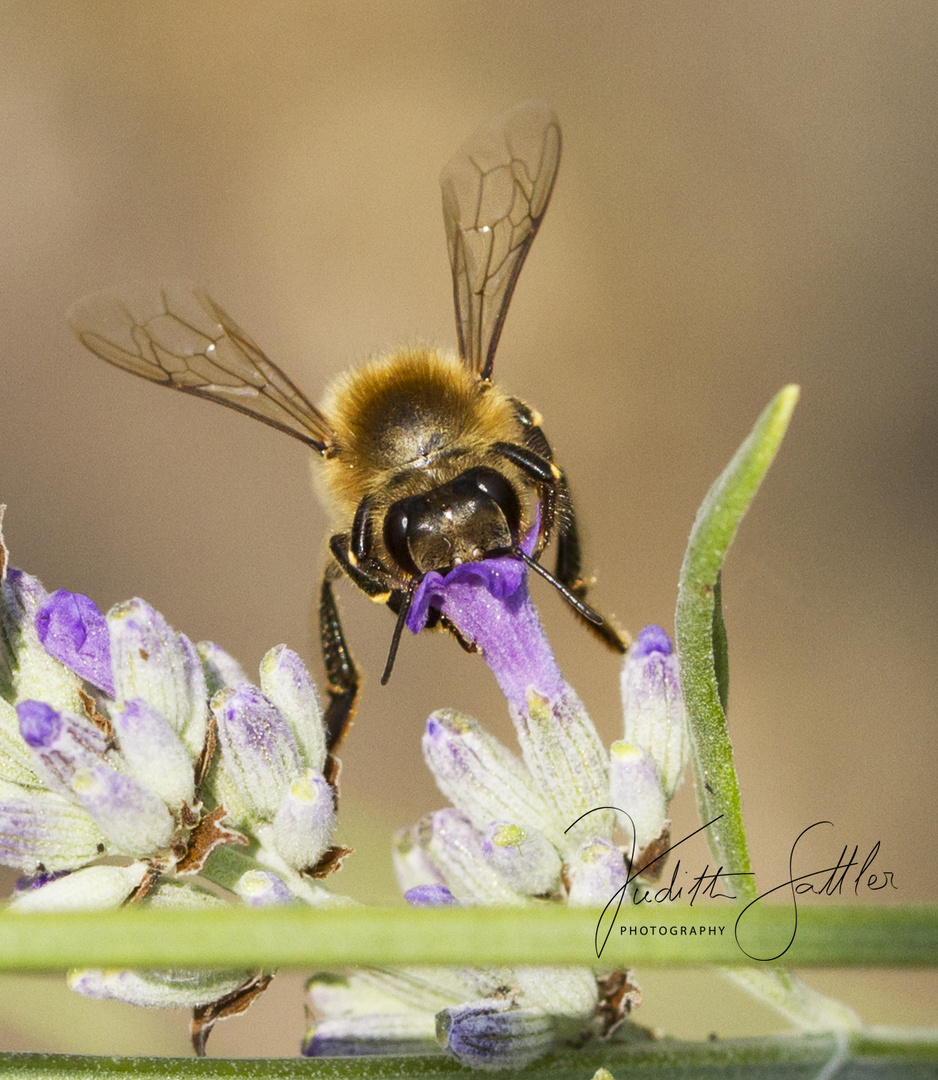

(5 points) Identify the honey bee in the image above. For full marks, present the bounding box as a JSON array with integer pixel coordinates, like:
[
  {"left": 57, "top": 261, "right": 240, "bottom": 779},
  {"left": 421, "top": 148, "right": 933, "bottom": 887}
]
[{"left": 68, "top": 102, "right": 627, "bottom": 751}]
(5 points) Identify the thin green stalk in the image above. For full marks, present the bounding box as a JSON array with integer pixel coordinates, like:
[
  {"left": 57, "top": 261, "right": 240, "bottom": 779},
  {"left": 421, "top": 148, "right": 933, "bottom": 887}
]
[
  {"left": 0, "top": 1029, "right": 936, "bottom": 1078},
  {"left": 0, "top": 904, "right": 934, "bottom": 972}
]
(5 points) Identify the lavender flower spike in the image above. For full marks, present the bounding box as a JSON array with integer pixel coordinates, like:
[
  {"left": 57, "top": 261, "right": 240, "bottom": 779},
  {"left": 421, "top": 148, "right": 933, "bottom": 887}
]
[{"left": 36, "top": 589, "right": 115, "bottom": 697}]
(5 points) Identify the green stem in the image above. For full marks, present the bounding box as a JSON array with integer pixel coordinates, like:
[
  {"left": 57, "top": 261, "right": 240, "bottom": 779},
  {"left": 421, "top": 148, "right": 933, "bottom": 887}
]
[
  {"left": 0, "top": 905, "right": 934, "bottom": 971},
  {"left": 0, "top": 1030, "right": 935, "bottom": 1078}
]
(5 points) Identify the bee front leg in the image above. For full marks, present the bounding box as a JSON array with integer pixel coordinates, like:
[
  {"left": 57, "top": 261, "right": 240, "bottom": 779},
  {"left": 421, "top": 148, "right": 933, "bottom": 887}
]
[
  {"left": 321, "top": 532, "right": 403, "bottom": 749},
  {"left": 319, "top": 565, "right": 361, "bottom": 753}
]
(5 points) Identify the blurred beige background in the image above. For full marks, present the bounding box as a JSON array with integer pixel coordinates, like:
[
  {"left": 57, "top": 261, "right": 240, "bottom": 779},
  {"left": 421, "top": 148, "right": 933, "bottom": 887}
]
[{"left": 0, "top": 0, "right": 935, "bottom": 1058}]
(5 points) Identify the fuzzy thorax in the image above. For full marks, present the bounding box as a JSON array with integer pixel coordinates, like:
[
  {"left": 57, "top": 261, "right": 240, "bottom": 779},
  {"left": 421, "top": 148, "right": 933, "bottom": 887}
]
[{"left": 313, "top": 346, "right": 526, "bottom": 522}]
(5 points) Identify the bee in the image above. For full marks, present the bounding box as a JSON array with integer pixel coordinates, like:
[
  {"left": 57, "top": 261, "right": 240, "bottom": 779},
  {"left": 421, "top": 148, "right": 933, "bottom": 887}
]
[{"left": 68, "top": 102, "right": 627, "bottom": 751}]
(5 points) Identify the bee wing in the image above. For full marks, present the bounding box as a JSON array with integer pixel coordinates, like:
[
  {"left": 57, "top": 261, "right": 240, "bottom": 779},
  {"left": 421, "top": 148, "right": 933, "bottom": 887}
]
[
  {"left": 441, "top": 101, "right": 561, "bottom": 381},
  {"left": 67, "top": 282, "right": 336, "bottom": 452}
]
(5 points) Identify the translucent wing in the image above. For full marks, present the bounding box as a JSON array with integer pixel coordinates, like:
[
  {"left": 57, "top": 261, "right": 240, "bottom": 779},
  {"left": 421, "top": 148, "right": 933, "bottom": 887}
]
[
  {"left": 441, "top": 101, "right": 561, "bottom": 381},
  {"left": 67, "top": 282, "right": 336, "bottom": 452}
]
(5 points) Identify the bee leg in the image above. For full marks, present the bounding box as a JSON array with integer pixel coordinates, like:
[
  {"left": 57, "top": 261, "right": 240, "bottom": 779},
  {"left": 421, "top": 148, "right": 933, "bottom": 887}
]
[
  {"left": 319, "top": 566, "right": 361, "bottom": 752},
  {"left": 320, "top": 531, "right": 399, "bottom": 750},
  {"left": 550, "top": 475, "right": 629, "bottom": 653},
  {"left": 503, "top": 404, "right": 629, "bottom": 654},
  {"left": 329, "top": 532, "right": 394, "bottom": 603}
]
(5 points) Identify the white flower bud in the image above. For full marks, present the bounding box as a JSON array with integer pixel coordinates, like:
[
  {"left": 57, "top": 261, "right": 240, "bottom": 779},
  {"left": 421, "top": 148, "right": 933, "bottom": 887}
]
[
  {"left": 481, "top": 822, "right": 562, "bottom": 896},
  {"left": 235, "top": 870, "right": 293, "bottom": 907},
  {"left": 71, "top": 765, "right": 175, "bottom": 857},
  {"left": 67, "top": 967, "right": 253, "bottom": 1009},
  {"left": 260, "top": 646, "right": 326, "bottom": 773},
  {"left": 111, "top": 698, "right": 195, "bottom": 810},
  {"left": 621, "top": 625, "right": 689, "bottom": 799},
  {"left": 422, "top": 710, "right": 558, "bottom": 845},
  {"left": 0, "top": 782, "right": 108, "bottom": 872},
  {"left": 609, "top": 740, "right": 668, "bottom": 853},
  {"left": 208, "top": 684, "right": 302, "bottom": 827},
  {"left": 565, "top": 837, "right": 628, "bottom": 907},
  {"left": 393, "top": 810, "right": 528, "bottom": 905},
  {"left": 108, "top": 600, "right": 208, "bottom": 757},
  {"left": 271, "top": 769, "right": 336, "bottom": 872},
  {"left": 437, "top": 998, "right": 555, "bottom": 1070},
  {"left": 197, "top": 640, "right": 248, "bottom": 696},
  {"left": 11, "top": 862, "right": 148, "bottom": 913},
  {"left": 510, "top": 687, "right": 613, "bottom": 849}
]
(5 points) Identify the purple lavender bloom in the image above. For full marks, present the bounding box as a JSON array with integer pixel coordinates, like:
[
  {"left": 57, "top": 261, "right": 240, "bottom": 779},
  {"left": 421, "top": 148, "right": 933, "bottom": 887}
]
[
  {"left": 632, "top": 623, "right": 673, "bottom": 660},
  {"left": 408, "top": 553, "right": 563, "bottom": 711},
  {"left": 35, "top": 590, "right": 115, "bottom": 697},
  {"left": 405, "top": 521, "right": 611, "bottom": 839},
  {"left": 404, "top": 883, "right": 458, "bottom": 907}
]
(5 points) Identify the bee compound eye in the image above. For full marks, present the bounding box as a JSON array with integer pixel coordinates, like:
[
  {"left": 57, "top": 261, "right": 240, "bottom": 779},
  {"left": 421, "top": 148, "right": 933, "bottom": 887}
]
[
  {"left": 465, "top": 467, "right": 522, "bottom": 539},
  {"left": 382, "top": 500, "right": 420, "bottom": 577}
]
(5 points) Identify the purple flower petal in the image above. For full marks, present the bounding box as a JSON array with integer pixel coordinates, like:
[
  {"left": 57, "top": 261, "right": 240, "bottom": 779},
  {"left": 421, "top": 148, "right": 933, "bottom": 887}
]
[
  {"left": 404, "top": 883, "right": 458, "bottom": 907},
  {"left": 400, "top": 509, "right": 564, "bottom": 708},
  {"left": 410, "top": 560, "right": 562, "bottom": 710},
  {"left": 36, "top": 590, "right": 114, "bottom": 697},
  {"left": 16, "top": 700, "right": 62, "bottom": 747},
  {"left": 632, "top": 623, "right": 673, "bottom": 659}
]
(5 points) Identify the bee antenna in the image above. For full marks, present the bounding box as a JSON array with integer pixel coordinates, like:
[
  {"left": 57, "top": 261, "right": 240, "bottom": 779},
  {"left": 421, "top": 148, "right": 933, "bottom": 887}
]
[
  {"left": 381, "top": 579, "right": 420, "bottom": 686},
  {"left": 512, "top": 548, "right": 604, "bottom": 626}
]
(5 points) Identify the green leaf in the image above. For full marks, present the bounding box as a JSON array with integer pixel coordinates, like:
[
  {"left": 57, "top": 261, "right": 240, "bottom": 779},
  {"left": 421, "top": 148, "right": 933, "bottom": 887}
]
[
  {"left": 712, "top": 569, "right": 729, "bottom": 714},
  {"left": 675, "top": 384, "right": 799, "bottom": 899}
]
